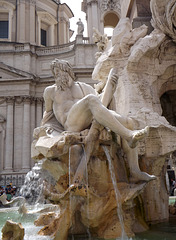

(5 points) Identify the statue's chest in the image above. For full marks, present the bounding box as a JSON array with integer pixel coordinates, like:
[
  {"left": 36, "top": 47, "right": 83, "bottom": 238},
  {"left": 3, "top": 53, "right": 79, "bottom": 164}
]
[
  {"left": 54, "top": 85, "right": 84, "bottom": 105},
  {"left": 54, "top": 89, "right": 73, "bottom": 103}
]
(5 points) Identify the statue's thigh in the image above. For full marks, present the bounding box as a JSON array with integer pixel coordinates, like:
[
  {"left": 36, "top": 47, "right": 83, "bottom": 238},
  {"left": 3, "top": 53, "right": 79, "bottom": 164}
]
[{"left": 65, "top": 99, "right": 92, "bottom": 131}]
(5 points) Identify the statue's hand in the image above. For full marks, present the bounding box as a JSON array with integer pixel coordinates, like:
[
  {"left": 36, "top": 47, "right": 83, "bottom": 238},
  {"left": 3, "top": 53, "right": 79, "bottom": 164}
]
[{"left": 109, "top": 73, "right": 118, "bottom": 92}]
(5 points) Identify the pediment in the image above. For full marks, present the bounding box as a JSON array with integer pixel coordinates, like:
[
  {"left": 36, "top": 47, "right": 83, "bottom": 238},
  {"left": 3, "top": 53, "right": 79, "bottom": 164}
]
[{"left": 0, "top": 62, "right": 35, "bottom": 80}]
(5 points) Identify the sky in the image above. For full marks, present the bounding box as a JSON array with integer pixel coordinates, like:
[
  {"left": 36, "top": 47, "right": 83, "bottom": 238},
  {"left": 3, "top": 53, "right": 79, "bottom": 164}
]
[{"left": 60, "top": 0, "right": 87, "bottom": 40}]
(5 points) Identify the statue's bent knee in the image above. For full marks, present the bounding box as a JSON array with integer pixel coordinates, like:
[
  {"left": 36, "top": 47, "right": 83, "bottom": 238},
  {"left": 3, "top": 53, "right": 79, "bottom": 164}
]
[{"left": 85, "top": 94, "right": 100, "bottom": 107}]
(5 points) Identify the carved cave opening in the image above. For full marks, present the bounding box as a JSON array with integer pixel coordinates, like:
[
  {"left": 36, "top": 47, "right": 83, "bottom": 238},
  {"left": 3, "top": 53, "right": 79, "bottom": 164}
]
[{"left": 160, "top": 90, "right": 176, "bottom": 127}]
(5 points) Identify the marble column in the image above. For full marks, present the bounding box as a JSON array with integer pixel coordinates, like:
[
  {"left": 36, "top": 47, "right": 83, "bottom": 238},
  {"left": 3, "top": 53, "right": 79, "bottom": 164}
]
[
  {"left": 30, "top": 97, "right": 36, "bottom": 142},
  {"left": 49, "top": 24, "right": 55, "bottom": 46},
  {"left": 4, "top": 97, "right": 14, "bottom": 171},
  {"left": 29, "top": 1, "right": 36, "bottom": 45},
  {"left": 8, "top": 10, "right": 13, "bottom": 41},
  {"left": 18, "top": 0, "right": 26, "bottom": 42},
  {"left": 36, "top": 98, "right": 43, "bottom": 127},
  {"left": 0, "top": 118, "right": 5, "bottom": 173},
  {"left": 38, "top": 16, "right": 41, "bottom": 45},
  {"left": 87, "top": 1, "right": 99, "bottom": 43},
  {"left": 59, "top": 17, "right": 67, "bottom": 44},
  {"left": 30, "top": 98, "right": 36, "bottom": 168},
  {"left": 22, "top": 97, "right": 31, "bottom": 171},
  {"left": 13, "top": 97, "right": 23, "bottom": 171}
]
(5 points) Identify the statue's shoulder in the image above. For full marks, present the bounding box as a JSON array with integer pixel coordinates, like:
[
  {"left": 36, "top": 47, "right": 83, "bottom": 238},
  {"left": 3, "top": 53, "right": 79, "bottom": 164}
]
[
  {"left": 44, "top": 84, "right": 55, "bottom": 93},
  {"left": 43, "top": 84, "right": 56, "bottom": 99}
]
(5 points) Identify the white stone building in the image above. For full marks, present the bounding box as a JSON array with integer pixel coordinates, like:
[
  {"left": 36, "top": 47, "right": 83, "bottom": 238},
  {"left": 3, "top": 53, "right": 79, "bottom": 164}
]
[{"left": 0, "top": 0, "right": 174, "bottom": 187}]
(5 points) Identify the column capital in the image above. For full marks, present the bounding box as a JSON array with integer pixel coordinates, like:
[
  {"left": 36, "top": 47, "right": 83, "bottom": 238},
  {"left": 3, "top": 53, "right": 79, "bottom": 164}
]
[
  {"left": 36, "top": 97, "right": 44, "bottom": 103},
  {"left": 6, "top": 97, "right": 15, "bottom": 104},
  {"left": 30, "top": 0, "right": 36, "bottom": 5},
  {"left": 15, "top": 96, "right": 23, "bottom": 104},
  {"left": 23, "top": 96, "right": 32, "bottom": 103},
  {"left": 0, "top": 98, "right": 6, "bottom": 105},
  {"left": 87, "top": 0, "right": 98, "bottom": 4},
  {"left": 87, "top": 1, "right": 98, "bottom": 7},
  {"left": 60, "top": 17, "right": 67, "bottom": 23}
]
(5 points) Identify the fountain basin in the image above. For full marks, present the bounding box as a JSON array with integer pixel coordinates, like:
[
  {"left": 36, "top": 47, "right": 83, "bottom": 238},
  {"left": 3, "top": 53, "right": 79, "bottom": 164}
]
[
  {"left": 0, "top": 205, "right": 176, "bottom": 240},
  {"left": 0, "top": 204, "right": 56, "bottom": 240}
]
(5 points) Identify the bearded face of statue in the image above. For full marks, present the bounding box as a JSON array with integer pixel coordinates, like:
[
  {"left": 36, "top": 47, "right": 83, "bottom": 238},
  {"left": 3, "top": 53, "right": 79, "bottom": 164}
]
[{"left": 54, "top": 68, "right": 73, "bottom": 91}]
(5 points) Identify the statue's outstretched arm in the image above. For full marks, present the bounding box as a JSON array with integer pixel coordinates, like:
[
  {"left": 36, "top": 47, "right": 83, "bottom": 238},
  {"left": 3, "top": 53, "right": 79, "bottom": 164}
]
[
  {"left": 43, "top": 86, "right": 54, "bottom": 112},
  {"left": 100, "top": 68, "right": 118, "bottom": 107},
  {"left": 41, "top": 86, "right": 54, "bottom": 126}
]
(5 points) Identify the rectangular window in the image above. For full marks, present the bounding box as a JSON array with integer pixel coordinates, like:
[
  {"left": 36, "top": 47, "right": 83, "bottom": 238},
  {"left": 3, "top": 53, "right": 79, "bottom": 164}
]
[
  {"left": 41, "top": 28, "right": 47, "bottom": 46},
  {"left": 0, "top": 21, "right": 8, "bottom": 38}
]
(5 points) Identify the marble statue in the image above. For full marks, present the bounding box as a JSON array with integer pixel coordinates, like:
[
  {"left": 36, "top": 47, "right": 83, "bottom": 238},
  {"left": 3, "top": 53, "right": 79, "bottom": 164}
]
[
  {"left": 31, "top": 2, "right": 176, "bottom": 238},
  {"left": 32, "top": 57, "right": 156, "bottom": 240},
  {"left": 76, "top": 18, "right": 84, "bottom": 35},
  {"left": 35, "top": 59, "right": 155, "bottom": 184},
  {"left": 93, "top": 28, "right": 109, "bottom": 51}
]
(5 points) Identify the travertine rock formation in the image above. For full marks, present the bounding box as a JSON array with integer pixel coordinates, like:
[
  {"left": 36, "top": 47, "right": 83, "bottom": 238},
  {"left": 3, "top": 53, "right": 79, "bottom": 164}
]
[
  {"left": 2, "top": 220, "right": 24, "bottom": 240},
  {"left": 92, "top": 1, "right": 176, "bottom": 224}
]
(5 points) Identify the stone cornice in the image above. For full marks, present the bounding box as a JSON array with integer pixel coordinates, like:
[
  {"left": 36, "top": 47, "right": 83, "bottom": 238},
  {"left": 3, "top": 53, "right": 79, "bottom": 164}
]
[{"left": 0, "top": 96, "right": 44, "bottom": 105}]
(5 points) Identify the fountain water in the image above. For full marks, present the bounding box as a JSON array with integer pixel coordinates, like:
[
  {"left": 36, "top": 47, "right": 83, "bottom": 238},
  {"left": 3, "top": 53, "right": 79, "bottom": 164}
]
[
  {"left": 20, "top": 160, "right": 44, "bottom": 205},
  {"left": 103, "top": 146, "right": 129, "bottom": 240},
  {"left": 83, "top": 146, "right": 92, "bottom": 240}
]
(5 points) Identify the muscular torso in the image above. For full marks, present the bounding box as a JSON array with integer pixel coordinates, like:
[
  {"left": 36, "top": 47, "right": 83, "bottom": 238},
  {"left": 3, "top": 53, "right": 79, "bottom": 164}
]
[{"left": 44, "top": 81, "right": 96, "bottom": 128}]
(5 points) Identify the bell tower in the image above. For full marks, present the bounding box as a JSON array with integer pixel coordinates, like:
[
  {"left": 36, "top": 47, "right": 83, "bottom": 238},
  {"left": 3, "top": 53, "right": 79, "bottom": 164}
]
[{"left": 82, "top": 0, "right": 121, "bottom": 43}]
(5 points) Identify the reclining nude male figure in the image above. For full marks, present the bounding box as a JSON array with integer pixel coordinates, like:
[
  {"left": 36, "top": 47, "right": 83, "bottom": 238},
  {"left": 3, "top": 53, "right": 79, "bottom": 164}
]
[{"left": 41, "top": 59, "right": 156, "bottom": 194}]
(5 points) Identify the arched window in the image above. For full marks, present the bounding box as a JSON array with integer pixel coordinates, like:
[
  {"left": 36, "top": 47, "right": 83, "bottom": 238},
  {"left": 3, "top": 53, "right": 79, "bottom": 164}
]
[
  {"left": 104, "top": 12, "right": 119, "bottom": 37},
  {"left": 37, "top": 12, "right": 57, "bottom": 47},
  {"left": 0, "top": 1, "right": 15, "bottom": 41}
]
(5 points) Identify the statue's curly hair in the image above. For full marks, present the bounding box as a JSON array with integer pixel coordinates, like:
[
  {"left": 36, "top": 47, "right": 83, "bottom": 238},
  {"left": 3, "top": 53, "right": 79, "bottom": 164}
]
[{"left": 50, "top": 59, "right": 76, "bottom": 81}]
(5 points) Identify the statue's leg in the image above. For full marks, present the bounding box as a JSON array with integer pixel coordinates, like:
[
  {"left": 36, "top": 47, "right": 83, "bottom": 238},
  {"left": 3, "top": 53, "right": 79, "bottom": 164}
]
[
  {"left": 69, "top": 145, "right": 89, "bottom": 185},
  {"left": 85, "top": 95, "right": 149, "bottom": 147},
  {"left": 66, "top": 94, "right": 148, "bottom": 148},
  {"left": 122, "top": 139, "right": 156, "bottom": 182},
  {"left": 69, "top": 145, "right": 84, "bottom": 179}
]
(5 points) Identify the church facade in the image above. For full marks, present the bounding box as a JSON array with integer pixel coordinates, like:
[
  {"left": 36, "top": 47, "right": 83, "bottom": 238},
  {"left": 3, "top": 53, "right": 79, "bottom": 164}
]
[{"left": 1, "top": 0, "right": 173, "bottom": 187}]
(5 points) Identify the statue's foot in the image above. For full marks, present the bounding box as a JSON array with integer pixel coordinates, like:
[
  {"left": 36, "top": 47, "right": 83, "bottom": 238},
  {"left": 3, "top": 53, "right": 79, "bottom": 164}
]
[
  {"left": 129, "top": 126, "right": 149, "bottom": 148},
  {"left": 130, "top": 171, "right": 156, "bottom": 183}
]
